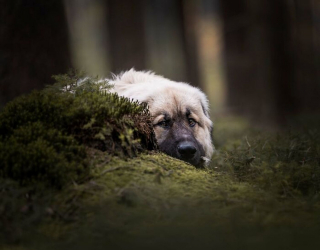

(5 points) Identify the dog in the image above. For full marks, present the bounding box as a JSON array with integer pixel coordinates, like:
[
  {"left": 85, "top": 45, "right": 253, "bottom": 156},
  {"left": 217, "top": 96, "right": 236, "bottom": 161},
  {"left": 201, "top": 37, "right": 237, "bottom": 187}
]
[{"left": 108, "top": 69, "right": 214, "bottom": 167}]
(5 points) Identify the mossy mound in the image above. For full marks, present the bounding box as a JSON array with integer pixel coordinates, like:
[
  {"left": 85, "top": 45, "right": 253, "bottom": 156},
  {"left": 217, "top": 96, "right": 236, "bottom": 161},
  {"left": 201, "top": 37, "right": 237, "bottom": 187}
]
[
  {"left": 0, "top": 122, "right": 87, "bottom": 188},
  {"left": 0, "top": 71, "right": 156, "bottom": 190},
  {"left": 0, "top": 71, "right": 158, "bottom": 244},
  {"left": 29, "top": 152, "right": 320, "bottom": 250}
]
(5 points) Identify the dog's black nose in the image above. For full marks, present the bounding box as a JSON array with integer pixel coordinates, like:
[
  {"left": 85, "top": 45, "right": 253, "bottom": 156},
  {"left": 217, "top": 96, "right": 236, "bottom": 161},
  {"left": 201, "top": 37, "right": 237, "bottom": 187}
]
[{"left": 178, "top": 142, "right": 197, "bottom": 159}]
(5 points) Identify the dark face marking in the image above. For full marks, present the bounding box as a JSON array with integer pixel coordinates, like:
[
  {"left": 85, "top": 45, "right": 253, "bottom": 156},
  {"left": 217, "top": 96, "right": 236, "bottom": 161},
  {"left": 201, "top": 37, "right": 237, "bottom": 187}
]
[{"left": 154, "top": 110, "right": 205, "bottom": 167}]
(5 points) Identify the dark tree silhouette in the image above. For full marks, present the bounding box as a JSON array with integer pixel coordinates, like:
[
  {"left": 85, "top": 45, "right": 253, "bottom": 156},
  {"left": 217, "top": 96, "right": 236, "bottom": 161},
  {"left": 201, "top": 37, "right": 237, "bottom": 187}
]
[
  {"left": 106, "top": 0, "right": 146, "bottom": 73},
  {"left": 0, "top": 0, "right": 71, "bottom": 107},
  {"left": 220, "top": 0, "right": 320, "bottom": 126}
]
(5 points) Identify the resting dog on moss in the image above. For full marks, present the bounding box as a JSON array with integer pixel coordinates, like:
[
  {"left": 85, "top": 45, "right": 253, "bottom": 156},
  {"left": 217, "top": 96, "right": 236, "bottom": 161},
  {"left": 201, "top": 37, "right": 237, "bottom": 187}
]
[{"left": 108, "top": 69, "right": 214, "bottom": 167}]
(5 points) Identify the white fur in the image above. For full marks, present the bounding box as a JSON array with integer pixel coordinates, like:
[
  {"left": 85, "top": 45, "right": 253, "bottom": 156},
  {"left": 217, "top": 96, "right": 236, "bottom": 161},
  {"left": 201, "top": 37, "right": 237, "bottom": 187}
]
[{"left": 109, "top": 69, "right": 210, "bottom": 115}]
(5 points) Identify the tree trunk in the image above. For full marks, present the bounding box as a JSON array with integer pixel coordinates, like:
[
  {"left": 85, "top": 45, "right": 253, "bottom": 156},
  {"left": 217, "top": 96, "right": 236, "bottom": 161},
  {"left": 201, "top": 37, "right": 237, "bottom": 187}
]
[
  {"left": 0, "top": 0, "right": 71, "bottom": 107},
  {"left": 220, "top": 0, "right": 320, "bottom": 127},
  {"left": 107, "top": 0, "right": 146, "bottom": 73},
  {"left": 145, "top": 0, "right": 201, "bottom": 87}
]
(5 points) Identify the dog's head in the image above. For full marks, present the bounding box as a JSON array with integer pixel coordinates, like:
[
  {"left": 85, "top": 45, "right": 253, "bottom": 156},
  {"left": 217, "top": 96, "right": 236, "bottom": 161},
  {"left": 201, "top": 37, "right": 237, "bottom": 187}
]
[
  {"left": 148, "top": 86, "right": 214, "bottom": 167},
  {"left": 110, "top": 69, "right": 214, "bottom": 167}
]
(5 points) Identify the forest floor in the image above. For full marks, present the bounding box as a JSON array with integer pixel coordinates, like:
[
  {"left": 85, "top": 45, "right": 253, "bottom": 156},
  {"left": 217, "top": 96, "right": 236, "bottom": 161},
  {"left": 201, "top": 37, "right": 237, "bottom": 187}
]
[
  {"left": 1, "top": 73, "right": 319, "bottom": 250},
  {"left": 1, "top": 116, "right": 320, "bottom": 250}
]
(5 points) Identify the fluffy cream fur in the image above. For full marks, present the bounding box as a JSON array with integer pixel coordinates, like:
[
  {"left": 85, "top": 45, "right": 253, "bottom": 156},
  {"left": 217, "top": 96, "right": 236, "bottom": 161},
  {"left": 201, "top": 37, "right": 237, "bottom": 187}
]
[{"left": 108, "top": 69, "right": 214, "bottom": 164}]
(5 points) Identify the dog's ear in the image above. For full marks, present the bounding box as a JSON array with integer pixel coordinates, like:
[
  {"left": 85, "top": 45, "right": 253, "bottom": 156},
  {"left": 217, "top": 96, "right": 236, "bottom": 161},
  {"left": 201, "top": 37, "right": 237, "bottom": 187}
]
[
  {"left": 209, "top": 124, "right": 214, "bottom": 145},
  {"left": 200, "top": 100, "right": 214, "bottom": 146},
  {"left": 201, "top": 101, "right": 210, "bottom": 118},
  {"left": 140, "top": 95, "right": 154, "bottom": 107}
]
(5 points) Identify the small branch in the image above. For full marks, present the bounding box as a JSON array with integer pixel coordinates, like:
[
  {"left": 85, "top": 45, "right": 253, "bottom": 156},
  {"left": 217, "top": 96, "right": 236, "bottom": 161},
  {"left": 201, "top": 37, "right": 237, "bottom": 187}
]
[
  {"left": 245, "top": 136, "right": 251, "bottom": 148},
  {"left": 99, "top": 166, "right": 132, "bottom": 176}
]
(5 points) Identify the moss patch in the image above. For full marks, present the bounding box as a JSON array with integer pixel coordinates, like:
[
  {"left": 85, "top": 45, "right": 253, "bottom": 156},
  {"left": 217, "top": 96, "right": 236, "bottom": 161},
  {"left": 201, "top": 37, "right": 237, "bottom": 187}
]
[
  {"left": 212, "top": 126, "right": 320, "bottom": 197},
  {"left": 30, "top": 152, "right": 320, "bottom": 250},
  {"left": 0, "top": 71, "right": 156, "bottom": 189},
  {"left": 0, "top": 71, "right": 157, "bottom": 244}
]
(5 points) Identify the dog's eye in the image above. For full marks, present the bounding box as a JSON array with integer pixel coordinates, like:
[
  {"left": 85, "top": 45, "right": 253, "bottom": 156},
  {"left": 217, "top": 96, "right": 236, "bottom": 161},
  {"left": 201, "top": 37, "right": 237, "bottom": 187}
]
[
  {"left": 188, "top": 118, "right": 197, "bottom": 127},
  {"left": 157, "top": 120, "right": 170, "bottom": 128}
]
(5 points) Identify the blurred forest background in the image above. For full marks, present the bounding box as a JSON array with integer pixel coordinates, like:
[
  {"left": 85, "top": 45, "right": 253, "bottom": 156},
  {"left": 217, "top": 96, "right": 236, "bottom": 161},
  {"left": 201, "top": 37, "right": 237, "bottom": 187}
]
[{"left": 1, "top": 0, "right": 320, "bottom": 127}]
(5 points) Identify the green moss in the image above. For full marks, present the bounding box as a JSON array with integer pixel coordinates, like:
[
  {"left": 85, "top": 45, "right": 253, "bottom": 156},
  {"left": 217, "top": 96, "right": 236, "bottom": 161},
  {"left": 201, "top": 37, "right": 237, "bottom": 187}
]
[
  {"left": 32, "top": 152, "right": 320, "bottom": 250},
  {"left": 0, "top": 71, "right": 157, "bottom": 244},
  {"left": 0, "top": 71, "right": 156, "bottom": 155},
  {"left": 212, "top": 128, "right": 320, "bottom": 197},
  {"left": 0, "top": 71, "right": 156, "bottom": 190},
  {"left": 0, "top": 122, "right": 88, "bottom": 188}
]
